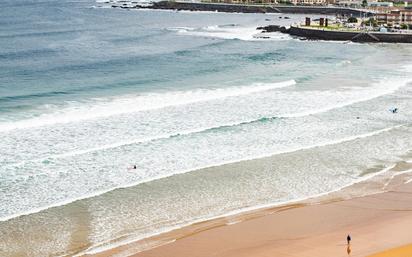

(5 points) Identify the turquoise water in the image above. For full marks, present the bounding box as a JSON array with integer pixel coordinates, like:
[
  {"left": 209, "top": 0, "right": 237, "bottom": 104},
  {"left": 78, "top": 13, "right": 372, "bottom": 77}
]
[{"left": 1, "top": 0, "right": 412, "bottom": 256}]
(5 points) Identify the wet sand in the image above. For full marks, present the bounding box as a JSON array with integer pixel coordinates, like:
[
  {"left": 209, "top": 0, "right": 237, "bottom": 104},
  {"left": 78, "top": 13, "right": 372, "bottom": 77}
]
[{"left": 87, "top": 167, "right": 412, "bottom": 257}]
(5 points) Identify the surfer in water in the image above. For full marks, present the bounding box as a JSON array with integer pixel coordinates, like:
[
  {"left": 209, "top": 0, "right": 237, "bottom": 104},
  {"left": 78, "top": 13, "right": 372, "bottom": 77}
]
[{"left": 128, "top": 165, "right": 137, "bottom": 170}]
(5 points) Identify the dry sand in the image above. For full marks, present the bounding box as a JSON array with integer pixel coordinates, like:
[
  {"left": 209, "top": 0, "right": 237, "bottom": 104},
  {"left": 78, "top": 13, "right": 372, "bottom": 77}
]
[{"left": 367, "top": 243, "right": 412, "bottom": 257}]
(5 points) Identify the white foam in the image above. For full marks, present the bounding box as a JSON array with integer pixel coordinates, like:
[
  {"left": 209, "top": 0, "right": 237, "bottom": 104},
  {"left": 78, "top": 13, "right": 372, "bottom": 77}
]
[
  {"left": 401, "top": 64, "right": 412, "bottom": 72},
  {"left": 0, "top": 124, "right": 402, "bottom": 222},
  {"left": 1, "top": 74, "right": 410, "bottom": 222},
  {"left": 283, "top": 77, "right": 411, "bottom": 118},
  {"left": 383, "top": 169, "right": 412, "bottom": 189},
  {"left": 176, "top": 24, "right": 291, "bottom": 41},
  {"left": 3, "top": 77, "right": 409, "bottom": 167},
  {"left": 166, "top": 27, "right": 195, "bottom": 33},
  {"left": 0, "top": 80, "right": 296, "bottom": 132},
  {"left": 226, "top": 220, "right": 241, "bottom": 225}
]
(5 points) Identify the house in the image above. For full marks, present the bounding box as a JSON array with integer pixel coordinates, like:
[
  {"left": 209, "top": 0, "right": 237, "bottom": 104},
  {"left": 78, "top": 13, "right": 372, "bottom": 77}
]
[
  {"left": 202, "top": 0, "right": 328, "bottom": 5},
  {"left": 202, "top": 0, "right": 278, "bottom": 4},
  {"left": 376, "top": 9, "right": 412, "bottom": 25},
  {"left": 367, "top": 1, "right": 393, "bottom": 7},
  {"left": 336, "top": 0, "right": 362, "bottom": 7},
  {"left": 290, "top": 0, "right": 327, "bottom": 5}
]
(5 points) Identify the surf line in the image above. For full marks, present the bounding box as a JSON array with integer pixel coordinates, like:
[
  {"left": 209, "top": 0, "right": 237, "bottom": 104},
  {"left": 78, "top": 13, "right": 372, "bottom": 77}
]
[
  {"left": 0, "top": 80, "right": 296, "bottom": 132},
  {"left": 0, "top": 124, "right": 405, "bottom": 223},
  {"left": 77, "top": 164, "right": 399, "bottom": 257}
]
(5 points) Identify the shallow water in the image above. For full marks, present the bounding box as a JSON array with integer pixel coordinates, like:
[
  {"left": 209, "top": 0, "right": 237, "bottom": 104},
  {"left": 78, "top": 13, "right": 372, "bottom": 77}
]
[{"left": 1, "top": 0, "right": 412, "bottom": 256}]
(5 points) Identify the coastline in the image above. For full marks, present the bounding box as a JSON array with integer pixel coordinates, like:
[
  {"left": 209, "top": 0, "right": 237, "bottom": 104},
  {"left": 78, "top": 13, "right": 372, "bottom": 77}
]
[
  {"left": 4, "top": 123, "right": 412, "bottom": 257},
  {"left": 259, "top": 25, "right": 412, "bottom": 43},
  {"left": 3, "top": 1, "right": 412, "bottom": 256},
  {"left": 287, "top": 25, "right": 412, "bottom": 43},
  {"left": 127, "top": 1, "right": 374, "bottom": 17},
  {"left": 133, "top": 183, "right": 412, "bottom": 257},
  {"left": 84, "top": 161, "right": 412, "bottom": 257}
]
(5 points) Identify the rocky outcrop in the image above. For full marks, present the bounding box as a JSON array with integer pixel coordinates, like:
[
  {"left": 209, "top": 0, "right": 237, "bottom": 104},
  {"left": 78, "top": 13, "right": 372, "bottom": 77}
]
[{"left": 257, "top": 25, "right": 290, "bottom": 33}]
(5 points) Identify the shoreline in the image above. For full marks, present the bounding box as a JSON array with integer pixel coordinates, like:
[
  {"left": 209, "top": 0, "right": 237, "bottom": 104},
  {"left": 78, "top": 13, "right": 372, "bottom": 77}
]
[
  {"left": 3, "top": 123, "right": 411, "bottom": 257},
  {"left": 288, "top": 25, "right": 412, "bottom": 43},
  {"left": 3, "top": 2, "right": 412, "bottom": 257},
  {"left": 84, "top": 160, "right": 412, "bottom": 257},
  {"left": 116, "top": 1, "right": 374, "bottom": 17},
  {"left": 259, "top": 25, "right": 412, "bottom": 43}
]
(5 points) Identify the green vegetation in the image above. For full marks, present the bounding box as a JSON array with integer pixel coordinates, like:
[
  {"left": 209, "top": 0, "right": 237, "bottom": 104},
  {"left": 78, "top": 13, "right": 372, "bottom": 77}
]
[
  {"left": 382, "top": 23, "right": 412, "bottom": 30},
  {"left": 393, "top": 1, "right": 406, "bottom": 7},
  {"left": 362, "top": 0, "right": 367, "bottom": 7},
  {"left": 277, "top": 0, "right": 293, "bottom": 5},
  {"left": 347, "top": 17, "right": 358, "bottom": 23},
  {"left": 362, "top": 18, "right": 378, "bottom": 27}
]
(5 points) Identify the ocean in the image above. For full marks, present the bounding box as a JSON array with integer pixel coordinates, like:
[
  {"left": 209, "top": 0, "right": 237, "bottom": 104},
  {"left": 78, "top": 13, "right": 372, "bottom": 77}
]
[{"left": 1, "top": 0, "right": 412, "bottom": 256}]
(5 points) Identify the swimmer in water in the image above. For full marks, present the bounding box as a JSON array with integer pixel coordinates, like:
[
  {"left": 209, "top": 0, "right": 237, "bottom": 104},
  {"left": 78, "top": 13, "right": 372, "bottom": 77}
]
[
  {"left": 128, "top": 165, "right": 137, "bottom": 170},
  {"left": 390, "top": 107, "right": 398, "bottom": 113}
]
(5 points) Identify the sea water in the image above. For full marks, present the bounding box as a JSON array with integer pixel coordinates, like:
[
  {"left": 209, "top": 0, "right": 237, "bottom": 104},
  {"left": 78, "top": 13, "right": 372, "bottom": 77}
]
[{"left": 1, "top": 0, "right": 412, "bottom": 256}]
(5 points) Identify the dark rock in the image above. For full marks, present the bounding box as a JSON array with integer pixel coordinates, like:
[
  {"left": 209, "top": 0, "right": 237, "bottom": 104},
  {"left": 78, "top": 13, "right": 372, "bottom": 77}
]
[
  {"left": 258, "top": 25, "right": 290, "bottom": 33},
  {"left": 140, "top": 1, "right": 373, "bottom": 17}
]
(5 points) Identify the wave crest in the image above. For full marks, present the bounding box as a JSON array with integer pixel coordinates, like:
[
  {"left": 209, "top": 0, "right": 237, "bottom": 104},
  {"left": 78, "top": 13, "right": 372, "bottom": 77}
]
[{"left": 0, "top": 80, "right": 296, "bottom": 132}]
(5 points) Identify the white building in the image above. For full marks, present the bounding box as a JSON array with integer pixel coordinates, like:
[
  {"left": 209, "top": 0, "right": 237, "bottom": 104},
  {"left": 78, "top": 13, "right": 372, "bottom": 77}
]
[
  {"left": 336, "top": 0, "right": 362, "bottom": 7},
  {"left": 290, "top": 0, "right": 327, "bottom": 5},
  {"left": 368, "top": 1, "right": 393, "bottom": 7}
]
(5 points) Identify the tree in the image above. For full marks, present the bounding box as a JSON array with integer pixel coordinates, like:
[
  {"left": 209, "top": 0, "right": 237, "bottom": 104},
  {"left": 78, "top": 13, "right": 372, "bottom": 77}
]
[
  {"left": 362, "top": 0, "right": 367, "bottom": 7},
  {"left": 363, "top": 18, "right": 378, "bottom": 27},
  {"left": 347, "top": 17, "right": 358, "bottom": 23}
]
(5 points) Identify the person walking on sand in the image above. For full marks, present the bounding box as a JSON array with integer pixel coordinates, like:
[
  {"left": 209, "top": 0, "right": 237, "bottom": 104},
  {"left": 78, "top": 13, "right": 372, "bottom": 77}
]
[{"left": 346, "top": 235, "right": 352, "bottom": 256}]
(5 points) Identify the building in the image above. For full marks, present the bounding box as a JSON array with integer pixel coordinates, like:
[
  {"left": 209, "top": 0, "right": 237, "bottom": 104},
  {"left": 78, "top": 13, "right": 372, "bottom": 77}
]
[
  {"left": 201, "top": 0, "right": 278, "bottom": 4},
  {"left": 201, "top": 0, "right": 329, "bottom": 5},
  {"left": 289, "top": 0, "right": 327, "bottom": 5},
  {"left": 376, "top": 9, "right": 412, "bottom": 25},
  {"left": 336, "top": 0, "right": 362, "bottom": 7},
  {"left": 367, "top": 1, "right": 393, "bottom": 7}
]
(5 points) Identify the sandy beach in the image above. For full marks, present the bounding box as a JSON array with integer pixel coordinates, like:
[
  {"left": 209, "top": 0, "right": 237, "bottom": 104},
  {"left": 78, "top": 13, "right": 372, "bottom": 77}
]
[
  {"left": 86, "top": 162, "right": 412, "bottom": 257},
  {"left": 3, "top": 2, "right": 412, "bottom": 256},
  {"left": 368, "top": 243, "right": 412, "bottom": 257}
]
